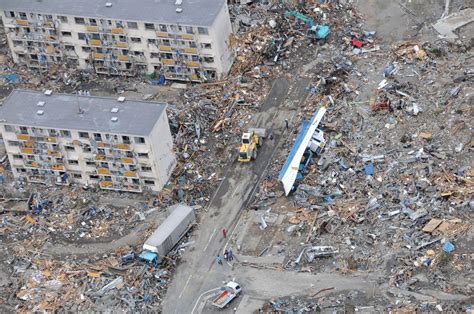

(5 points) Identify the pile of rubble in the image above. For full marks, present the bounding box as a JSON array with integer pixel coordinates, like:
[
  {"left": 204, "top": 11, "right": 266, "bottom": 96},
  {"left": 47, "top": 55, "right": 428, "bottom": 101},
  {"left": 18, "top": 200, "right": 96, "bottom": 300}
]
[
  {"left": 232, "top": 0, "right": 472, "bottom": 311},
  {"left": 5, "top": 242, "right": 190, "bottom": 312}
]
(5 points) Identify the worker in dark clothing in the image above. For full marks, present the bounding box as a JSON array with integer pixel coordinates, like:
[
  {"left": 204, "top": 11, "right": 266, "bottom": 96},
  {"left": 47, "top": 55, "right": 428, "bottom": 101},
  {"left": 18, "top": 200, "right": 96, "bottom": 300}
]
[
  {"left": 228, "top": 248, "right": 233, "bottom": 261},
  {"left": 285, "top": 119, "right": 289, "bottom": 129},
  {"left": 224, "top": 249, "right": 228, "bottom": 261}
]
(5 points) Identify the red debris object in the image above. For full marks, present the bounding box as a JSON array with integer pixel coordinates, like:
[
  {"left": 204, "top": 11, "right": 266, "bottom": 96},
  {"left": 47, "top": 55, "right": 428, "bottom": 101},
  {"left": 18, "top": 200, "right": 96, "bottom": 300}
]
[
  {"left": 371, "top": 102, "right": 390, "bottom": 111},
  {"left": 351, "top": 38, "right": 365, "bottom": 48}
]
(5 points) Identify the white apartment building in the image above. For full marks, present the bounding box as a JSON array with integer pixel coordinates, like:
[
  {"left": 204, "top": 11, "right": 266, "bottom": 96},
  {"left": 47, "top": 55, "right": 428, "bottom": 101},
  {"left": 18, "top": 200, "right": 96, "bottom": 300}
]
[
  {"left": 0, "top": 0, "right": 234, "bottom": 81},
  {"left": 0, "top": 89, "right": 176, "bottom": 193}
]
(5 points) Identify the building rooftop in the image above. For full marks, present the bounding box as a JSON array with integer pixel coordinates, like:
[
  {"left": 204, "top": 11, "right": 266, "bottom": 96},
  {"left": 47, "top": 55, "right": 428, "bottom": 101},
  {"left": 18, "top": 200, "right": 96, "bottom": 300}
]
[
  {"left": 0, "top": 90, "right": 167, "bottom": 136},
  {"left": 0, "top": 0, "right": 225, "bottom": 27}
]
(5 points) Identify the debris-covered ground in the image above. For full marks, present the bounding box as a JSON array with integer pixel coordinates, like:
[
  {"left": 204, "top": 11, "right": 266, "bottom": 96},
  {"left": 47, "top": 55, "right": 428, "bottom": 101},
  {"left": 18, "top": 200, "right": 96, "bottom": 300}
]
[{"left": 0, "top": 0, "right": 473, "bottom": 312}]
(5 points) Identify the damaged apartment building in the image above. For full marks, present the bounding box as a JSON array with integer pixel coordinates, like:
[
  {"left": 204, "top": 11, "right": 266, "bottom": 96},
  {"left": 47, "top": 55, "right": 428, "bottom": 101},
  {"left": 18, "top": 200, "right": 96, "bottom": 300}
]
[
  {"left": 0, "top": 90, "right": 176, "bottom": 193},
  {"left": 0, "top": 0, "right": 234, "bottom": 81}
]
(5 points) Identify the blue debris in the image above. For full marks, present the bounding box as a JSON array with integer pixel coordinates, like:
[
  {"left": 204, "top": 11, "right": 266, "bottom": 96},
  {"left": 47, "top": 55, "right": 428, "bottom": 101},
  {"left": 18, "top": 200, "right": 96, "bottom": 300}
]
[
  {"left": 365, "top": 163, "right": 375, "bottom": 176},
  {"left": 443, "top": 241, "right": 455, "bottom": 253},
  {"left": 384, "top": 63, "right": 397, "bottom": 77},
  {"left": 0, "top": 73, "right": 21, "bottom": 84}
]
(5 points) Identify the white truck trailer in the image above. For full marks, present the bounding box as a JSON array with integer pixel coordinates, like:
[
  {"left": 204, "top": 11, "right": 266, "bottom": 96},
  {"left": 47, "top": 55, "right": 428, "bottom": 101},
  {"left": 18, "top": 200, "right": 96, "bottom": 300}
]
[{"left": 139, "top": 204, "right": 196, "bottom": 266}]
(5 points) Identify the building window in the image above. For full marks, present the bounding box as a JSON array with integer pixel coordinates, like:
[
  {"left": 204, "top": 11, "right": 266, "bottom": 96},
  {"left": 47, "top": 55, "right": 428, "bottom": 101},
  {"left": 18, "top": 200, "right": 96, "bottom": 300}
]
[
  {"left": 185, "top": 26, "right": 194, "bottom": 34},
  {"left": 148, "top": 38, "right": 157, "bottom": 45},
  {"left": 19, "top": 126, "right": 28, "bottom": 134},
  {"left": 144, "top": 180, "right": 155, "bottom": 185},
  {"left": 89, "top": 18, "right": 97, "bottom": 26},
  {"left": 144, "top": 23, "right": 155, "bottom": 30},
  {"left": 78, "top": 33, "right": 86, "bottom": 40},
  {"left": 202, "top": 43, "right": 212, "bottom": 49},
  {"left": 75, "top": 17, "right": 85, "bottom": 25},
  {"left": 68, "top": 160, "right": 79, "bottom": 165},
  {"left": 150, "top": 52, "right": 160, "bottom": 59},
  {"left": 206, "top": 70, "right": 217, "bottom": 79},
  {"left": 130, "top": 37, "right": 141, "bottom": 43},
  {"left": 127, "top": 21, "right": 138, "bottom": 29},
  {"left": 122, "top": 135, "right": 131, "bottom": 144},
  {"left": 83, "top": 146, "right": 92, "bottom": 153},
  {"left": 13, "top": 154, "right": 22, "bottom": 160},
  {"left": 137, "top": 153, "right": 149, "bottom": 158},
  {"left": 4, "top": 125, "right": 14, "bottom": 132},
  {"left": 82, "top": 47, "right": 91, "bottom": 53},
  {"left": 198, "top": 27, "right": 209, "bottom": 35},
  {"left": 7, "top": 11, "right": 15, "bottom": 18},
  {"left": 58, "top": 16, "right": 68, "bottom": 23},
  {"left": 89, "top": 175, "right": 99, "bottom": 180},
  {"left": 86, "top": 161, "right": 95, "bottom": 166},
  {"left": 65, "top": 146, "right": 75, "bottom": 151},
  {"left": 72, "top": 173, "right": 82, "bottom": 179},
  {"left": 65, "top": 45, "right": 75, "bottom": 51},
  {"left": 79, "top": 132, "right": 89, "bottom": 138},
  {"left": 61, "top": 31, "right": 72, "bottom": 37},
  {"left": 93, "top": 133, "right": 102, "bottom": 141},
  {"left": 49, "top": 129, "right": 58, "bottom": 136},
  {"left": 141, "top": 166, "right": 152, "bottom": 172},
  {"left": 159, "top": 24, "right": 167, "bottom": 32},
  {"left": 8, "top": 141, "right": 19, "bottom": 146},
  {"left": 134, "top": 137, "right": 146, "bottom": 144},
  {"left": 19, "top": 12, "right": 27, "bottom": 19},
  {"left": 203, "top": 56, "right": 214, "bottom": 63}
]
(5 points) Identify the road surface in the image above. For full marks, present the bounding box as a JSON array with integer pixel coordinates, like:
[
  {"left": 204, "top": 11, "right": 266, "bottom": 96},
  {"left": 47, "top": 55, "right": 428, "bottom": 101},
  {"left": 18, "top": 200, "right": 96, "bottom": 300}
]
[{"left": 162, "top": 77, "right": 309, "bottom": 313}]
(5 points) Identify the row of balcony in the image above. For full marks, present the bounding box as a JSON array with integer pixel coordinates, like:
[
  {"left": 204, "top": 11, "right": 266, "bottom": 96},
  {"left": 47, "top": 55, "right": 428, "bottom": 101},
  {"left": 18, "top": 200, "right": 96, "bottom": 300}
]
[
  {"left": 85, "top": 25, "right": 125, "bottom": 34},
  {"left": 99, "top": 180, "right": 142, "bottom": 193},
  {"left": 23, "top": 160, "right": 65, "bottom": 171},
  {"left": 19, "top": 147, "right": 61, "bottom": 157},
  {"left": 15, "top": 19, "right": 55, "bottom": 29},
  {"left": 94, "top": 154, "right": 135, "bottom": 164},
  {"left": 96, "top": 168, "right": 138, "bottom": 178},
  {"left": 16, "top": 133, "right": 57, "bottom": 143},
  {"left": 10, "top": 31, "right": 60, "bottom": 43}
]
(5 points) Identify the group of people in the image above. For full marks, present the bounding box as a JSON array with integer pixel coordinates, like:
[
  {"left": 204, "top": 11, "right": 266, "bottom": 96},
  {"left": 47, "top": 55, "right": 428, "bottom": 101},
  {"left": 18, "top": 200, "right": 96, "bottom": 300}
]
[{"left": 216, "top": 248, "right": 233, "bottom": 265}]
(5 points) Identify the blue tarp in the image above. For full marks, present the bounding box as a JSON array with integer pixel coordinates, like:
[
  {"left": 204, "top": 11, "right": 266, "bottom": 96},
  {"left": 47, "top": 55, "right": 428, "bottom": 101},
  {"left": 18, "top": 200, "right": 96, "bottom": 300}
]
[
  {"left": 0, "top": 74, "right": 20, "bottom": 84},
  {"left": 365, "top": 163, "right": 375, "bottom": 176},
  {"left": 443, "top": 241, "right": 455, "bottom": 253}
]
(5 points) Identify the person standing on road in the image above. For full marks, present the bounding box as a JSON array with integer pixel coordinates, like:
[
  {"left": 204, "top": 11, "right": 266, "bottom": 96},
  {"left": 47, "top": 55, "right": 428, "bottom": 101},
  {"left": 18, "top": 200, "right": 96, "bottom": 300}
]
[
  {"left": 224, "top": 249, "right": 228, "bottom": 262},
  {"left": 222, "top": 228, "right": 227, "bottom": 238},
  {"left": 228, "top": 248, "right": 233, "bottom": 261},
  {"left": 285, "top": 119, "right": 289, "bottom": 129},
  {"left": 216, "top": 254, "right": 222, "bottom": 265}
]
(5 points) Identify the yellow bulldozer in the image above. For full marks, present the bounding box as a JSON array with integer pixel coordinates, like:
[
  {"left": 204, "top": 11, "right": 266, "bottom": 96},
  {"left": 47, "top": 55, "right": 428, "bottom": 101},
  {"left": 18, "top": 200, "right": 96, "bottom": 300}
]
[{"left": 238, "top": 128, "right": 267, "bottom": 162}]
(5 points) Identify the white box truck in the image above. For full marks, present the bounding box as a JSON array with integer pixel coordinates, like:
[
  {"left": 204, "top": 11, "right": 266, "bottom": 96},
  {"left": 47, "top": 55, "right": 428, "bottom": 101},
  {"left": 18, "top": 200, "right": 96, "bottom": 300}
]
[{"left": 139, "top": 204, "right": 196, "bottom": 266}]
